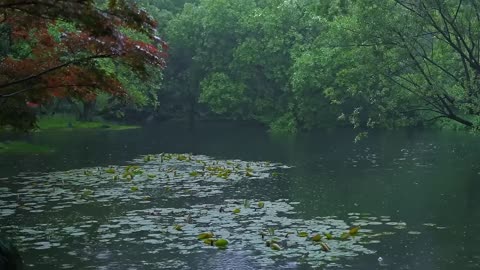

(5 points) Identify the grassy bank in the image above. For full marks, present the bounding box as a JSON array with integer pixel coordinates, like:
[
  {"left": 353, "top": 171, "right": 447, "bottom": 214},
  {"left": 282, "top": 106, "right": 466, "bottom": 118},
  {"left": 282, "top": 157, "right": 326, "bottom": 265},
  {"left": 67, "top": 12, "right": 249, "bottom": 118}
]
[
  {"left": 37, "top": 115, "right": 140, "bottom": 131},
  {"left": 0, "top": 115, "right": 139, "bottom": 154},
  {"left": 0, "top": 141, "right": 54, "bottom": 154}
]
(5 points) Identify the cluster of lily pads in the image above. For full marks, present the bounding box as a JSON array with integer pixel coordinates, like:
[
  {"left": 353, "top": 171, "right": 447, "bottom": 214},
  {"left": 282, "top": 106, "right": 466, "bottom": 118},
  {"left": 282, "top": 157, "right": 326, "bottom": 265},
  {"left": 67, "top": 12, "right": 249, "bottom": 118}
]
[
  {"left": 1, "top": 153, "right": 282, "bottom": 218},
  {"left": 0, "top": 153, "right": 436, "bottom": 268}
]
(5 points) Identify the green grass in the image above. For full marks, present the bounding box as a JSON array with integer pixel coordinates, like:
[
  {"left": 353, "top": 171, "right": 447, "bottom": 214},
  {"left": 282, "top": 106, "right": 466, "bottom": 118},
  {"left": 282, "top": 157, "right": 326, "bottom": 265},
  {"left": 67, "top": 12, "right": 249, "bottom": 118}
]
[
  {"left": 37, "top": 115, "right": 140, "bottom": 131},
  {"left": 0, "top": 141, "right": 54, "bottom": 154}
]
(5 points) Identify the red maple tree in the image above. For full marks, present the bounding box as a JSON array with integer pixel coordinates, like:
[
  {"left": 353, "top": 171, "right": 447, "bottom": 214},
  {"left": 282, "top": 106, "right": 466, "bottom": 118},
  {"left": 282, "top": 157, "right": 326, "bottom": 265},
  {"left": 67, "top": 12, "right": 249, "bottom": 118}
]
[{"left": 0, "top": 0, "right": 168, "bottom": 130}]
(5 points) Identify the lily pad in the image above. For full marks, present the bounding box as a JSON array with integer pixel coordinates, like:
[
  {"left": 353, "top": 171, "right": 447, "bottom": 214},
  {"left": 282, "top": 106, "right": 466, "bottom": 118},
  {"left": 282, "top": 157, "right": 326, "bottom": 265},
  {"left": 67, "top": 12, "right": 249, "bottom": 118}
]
[{"left": 215, "top": 238, "right": 229, "bottom": 248}]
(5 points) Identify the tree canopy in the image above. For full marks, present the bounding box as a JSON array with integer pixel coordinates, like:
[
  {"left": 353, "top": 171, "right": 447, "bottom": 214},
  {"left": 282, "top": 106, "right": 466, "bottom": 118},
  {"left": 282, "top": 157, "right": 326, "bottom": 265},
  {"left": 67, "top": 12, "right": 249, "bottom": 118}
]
[
  {"left": 2, "top": 0, "right": 480, "bottom": 133},
  {"left": 159, "top": 0, "right": 480, "bottom": 133},
  {"left": 0, "top": 0, "right": 168, "bottom": 130}
]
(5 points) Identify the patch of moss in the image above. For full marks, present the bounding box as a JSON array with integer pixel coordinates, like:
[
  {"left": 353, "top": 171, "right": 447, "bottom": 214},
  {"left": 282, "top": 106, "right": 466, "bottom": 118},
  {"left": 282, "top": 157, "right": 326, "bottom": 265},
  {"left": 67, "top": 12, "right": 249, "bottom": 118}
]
[
  {"left": 0, "top": 141, "right": 54, "bottom": 154},
  {"left": 37, "top": 115, "right": 140, "bottom": 131}
]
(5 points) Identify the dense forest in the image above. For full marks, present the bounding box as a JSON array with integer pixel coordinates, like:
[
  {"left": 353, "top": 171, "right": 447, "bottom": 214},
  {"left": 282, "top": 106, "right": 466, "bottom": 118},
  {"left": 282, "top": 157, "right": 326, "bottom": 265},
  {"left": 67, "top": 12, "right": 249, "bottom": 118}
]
[{"left": 1, "top": 0, "right": 480, "bottom": 134}]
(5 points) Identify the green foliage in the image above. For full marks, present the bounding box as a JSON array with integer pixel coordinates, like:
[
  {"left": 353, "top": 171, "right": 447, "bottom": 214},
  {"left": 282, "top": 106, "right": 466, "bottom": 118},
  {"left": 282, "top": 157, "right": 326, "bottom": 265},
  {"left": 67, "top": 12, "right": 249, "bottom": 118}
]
[
  {"left": 96, "top": 58, "right": 162, "bottom": 113},
  {"left": 157, "top": 0, "right": 360, "bottom": 132},
  {"left": 0, "top": 0, "right": 168, "bottom": 131},
  {"left": 8, "top": 0, "right": 480, "bottom": 133},
  {"left": 37, "top": 114, "right": 139, "bottom": 131},
  {"left": 148, "top": 0, "right": 480, "bottom": 133},
  {"left": 214, "top": 238, "right": 229, "bottom": 248},
  {"left": 199, "top": 73, "right": 248, "bottom": 116},
  {"left": 269, "top": 112, "right": 298, "bottom": 134},
  {"left": 0, "top": 141, "right": 53, "bottom": 154}
]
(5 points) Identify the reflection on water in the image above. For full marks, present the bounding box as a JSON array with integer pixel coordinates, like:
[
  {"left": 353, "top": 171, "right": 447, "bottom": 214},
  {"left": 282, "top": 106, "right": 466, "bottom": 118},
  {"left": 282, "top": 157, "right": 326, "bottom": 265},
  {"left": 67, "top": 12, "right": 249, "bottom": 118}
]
[{"left": 1, "top": 122, "right": 480, "bottom": 269}]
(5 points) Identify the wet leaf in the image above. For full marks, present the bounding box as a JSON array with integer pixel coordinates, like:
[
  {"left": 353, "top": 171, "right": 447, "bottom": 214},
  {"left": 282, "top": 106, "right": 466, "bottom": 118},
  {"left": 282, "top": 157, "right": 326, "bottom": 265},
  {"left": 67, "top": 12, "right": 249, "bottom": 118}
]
[
  {"left": 203, "top": 239, "right": 216, "bottom": 246},
  {"left": 215, "top": 238, "right": 228, "bottom": 248},
  {"left": 270, "top": 243, "right": 282, "bottom": 251},
  {"left": 258, "top": 201, "right": 265, "bottom": 208},
  {"left": 340, "top": 232, "right": 350, "bottom": 240},
  {"left": 319, "top": 242, "right": 331, "bottom": 252},
  {"left": 143, "top": 155, "right": 155, "bottom": 162},
  {"left": 311, "top": 234, "right": 322, "bottom": 242},
  {"left": 349, "top": 226, "right": 360, "bottom": 236},
  {"left": 189, "top": 171, "right": 201, "bottom": 177},
  {"left": 297, "top": 231, "right": 309, "bottom": 237},
  {"left": 198, "top": 232, "right": 215, "bottom": 240},
  {"left": 82, "top": 189, "right": 93, "bottom": 196}
]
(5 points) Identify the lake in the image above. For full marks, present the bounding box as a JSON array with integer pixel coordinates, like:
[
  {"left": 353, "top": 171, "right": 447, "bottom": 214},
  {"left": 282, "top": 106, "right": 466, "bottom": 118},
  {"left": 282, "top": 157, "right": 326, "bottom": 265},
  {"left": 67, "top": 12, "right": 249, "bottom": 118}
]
[{"left": 1, "top": 121, "right": 479, "bottom": 269}]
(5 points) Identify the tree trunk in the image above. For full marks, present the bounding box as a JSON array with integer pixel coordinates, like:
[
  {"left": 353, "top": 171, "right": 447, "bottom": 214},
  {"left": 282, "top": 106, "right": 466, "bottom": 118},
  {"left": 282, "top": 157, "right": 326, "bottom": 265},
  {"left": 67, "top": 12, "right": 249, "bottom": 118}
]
[
  {"left": 80, "top": 100, "right": 96, "bottom": 121},
  {"left": 447, "top": 114, "right": 473, "bottom": 127}
]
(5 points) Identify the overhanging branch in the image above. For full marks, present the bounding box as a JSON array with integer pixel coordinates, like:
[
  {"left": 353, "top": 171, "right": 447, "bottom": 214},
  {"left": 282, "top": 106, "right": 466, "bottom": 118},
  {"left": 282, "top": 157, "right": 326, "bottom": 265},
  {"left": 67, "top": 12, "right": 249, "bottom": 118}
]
[{"left": 0, "top": 54, "right": 115, "bottom": 92}]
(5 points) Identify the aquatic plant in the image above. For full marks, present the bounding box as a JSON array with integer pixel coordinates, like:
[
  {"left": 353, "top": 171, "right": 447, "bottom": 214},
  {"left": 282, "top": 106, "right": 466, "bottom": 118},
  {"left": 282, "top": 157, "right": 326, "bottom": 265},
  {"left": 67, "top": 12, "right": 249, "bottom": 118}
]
[{"left": 0, "top": 153, "right": 424, "bottom": 269}]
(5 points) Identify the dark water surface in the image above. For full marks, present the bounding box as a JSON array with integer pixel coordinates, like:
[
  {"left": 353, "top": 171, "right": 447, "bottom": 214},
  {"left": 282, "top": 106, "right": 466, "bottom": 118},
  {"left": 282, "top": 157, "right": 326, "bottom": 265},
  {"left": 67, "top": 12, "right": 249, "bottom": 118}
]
[{"left": 1, "top": 122, "right": 480, "bottom": 269}]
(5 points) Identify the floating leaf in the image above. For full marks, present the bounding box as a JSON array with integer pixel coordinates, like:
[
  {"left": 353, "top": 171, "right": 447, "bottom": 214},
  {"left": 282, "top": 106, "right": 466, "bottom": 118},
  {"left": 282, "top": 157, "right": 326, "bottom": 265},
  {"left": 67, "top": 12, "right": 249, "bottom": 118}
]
[
  {"left": 123, "top": 172, "right": 134, "bottom": 180},
  {"left": 198, "top": 232, "right": 214, "bottom": 240},
  {"left": 133, "top": 170, "right": 143, "bottom": 175},
  {"left": 311, "top": 234, "right": 322, "bottom": 242},
  {"left": 130, "top": 186, "right": 139, "bottom": 192},
  {"left": 189, "top": 171, "right": 200, "bottom": 177},
  {"left": 174, "top": 224, "right": 183, "bottom": 231},
  {"left": 215, "top": 238, "right": 228, "bottom": 248},
  {"left": 319, "top": 242, "right": 331, "bottom": 252},
  {"left": 349, "top": 226, "right": 360, "bottom": 236},
  {"left": 297, "top": 231, "right": 309, "bottom": 237},
  {"left": 143, "top": 155, "right": 155, "bottom": 162},
  {"left": 81, "top": 189, "right": 93, "bottom": 196},
  {"left": 177, "top": 155, "right": 189, "bottom": 161},
  {"left": 105, "top": 168, "right": 116, "bottom": 174},
  {"left": 340, "top": 232, "right": 350, "bottom": 240},
  {"left": 324, "top": 233, "right": 333, "bottom": 240},
  {"left": 232, "top": 208, "right": 241, "bottom": 214},
  {"left": 243, "top": 199, "right": 250, "bottom": 208},
  {"left": 203, "top": 239, "right": 216, "bottom": 246},
  {"left": 258, "top": 201, "right": 265, "bottom": 208},
  {"left": 185, "top": 214, "right": 193, "bottom": 224},
  {"left": 217, "top": 170, "right": 232, "bottom": 179},
  {"left": 270, "top": 243, "right": 282, "bottom": 251}
]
